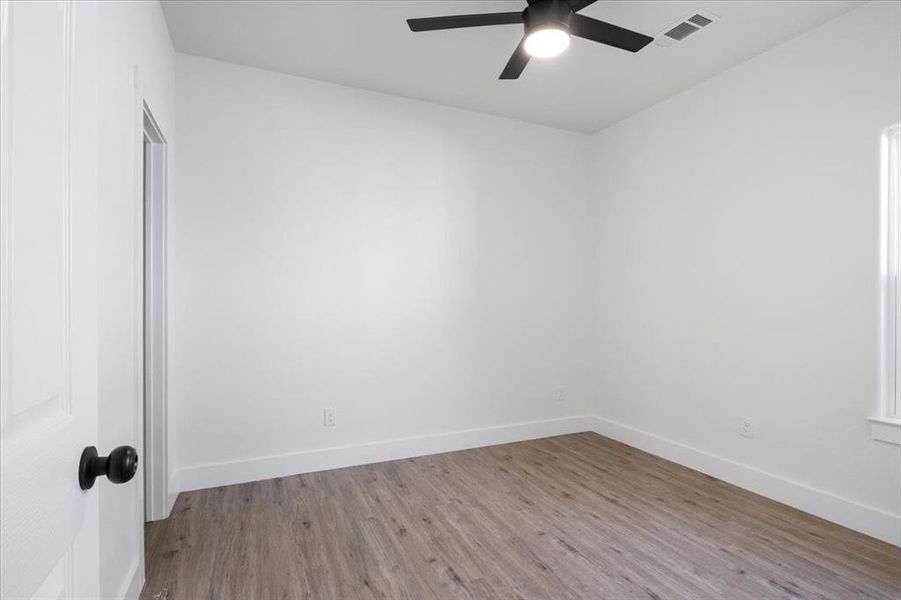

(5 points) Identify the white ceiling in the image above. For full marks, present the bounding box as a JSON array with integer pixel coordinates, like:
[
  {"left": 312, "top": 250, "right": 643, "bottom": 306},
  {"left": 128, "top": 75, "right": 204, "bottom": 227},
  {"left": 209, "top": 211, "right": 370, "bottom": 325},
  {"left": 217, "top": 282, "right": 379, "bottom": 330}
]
[{"left": 161, "top": 0, "right": 862, "bottom": 133}]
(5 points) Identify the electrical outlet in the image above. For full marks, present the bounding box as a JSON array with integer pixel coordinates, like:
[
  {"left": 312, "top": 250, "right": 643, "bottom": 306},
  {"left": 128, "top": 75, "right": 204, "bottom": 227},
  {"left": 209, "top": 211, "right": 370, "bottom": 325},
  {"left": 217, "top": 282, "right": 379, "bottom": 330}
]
[
  {"left": 740, "top": 416, "right": 753, "bottom": 438},
  {"left": 556, "top": 386, "right": 566, "bottom": 402},
  {"left": 324, "top": 408, "right": 336, "bottom": 427}
]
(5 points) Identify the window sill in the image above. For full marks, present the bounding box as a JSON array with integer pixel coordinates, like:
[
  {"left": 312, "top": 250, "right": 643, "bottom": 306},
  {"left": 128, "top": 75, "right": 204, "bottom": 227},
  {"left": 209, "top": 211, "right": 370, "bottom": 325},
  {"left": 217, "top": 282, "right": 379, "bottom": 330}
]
[{"left": 869, "top": 416, "right": 901, "bottom": 445}]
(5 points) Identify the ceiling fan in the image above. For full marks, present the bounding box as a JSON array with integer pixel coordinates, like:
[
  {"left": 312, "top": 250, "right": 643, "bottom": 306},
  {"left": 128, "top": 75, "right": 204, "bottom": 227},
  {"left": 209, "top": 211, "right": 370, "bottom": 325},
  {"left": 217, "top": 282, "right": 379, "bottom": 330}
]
[{"left": 406, "top": 0, "right": 654, "bottom": 80}]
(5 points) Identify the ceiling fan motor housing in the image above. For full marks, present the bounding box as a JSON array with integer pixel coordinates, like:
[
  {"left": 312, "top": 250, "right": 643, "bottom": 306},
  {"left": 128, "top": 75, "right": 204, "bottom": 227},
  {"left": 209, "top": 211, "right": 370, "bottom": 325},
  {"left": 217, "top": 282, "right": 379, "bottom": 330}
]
[{"left": 523, "top": 0, "right": 574, "bottom": 36}]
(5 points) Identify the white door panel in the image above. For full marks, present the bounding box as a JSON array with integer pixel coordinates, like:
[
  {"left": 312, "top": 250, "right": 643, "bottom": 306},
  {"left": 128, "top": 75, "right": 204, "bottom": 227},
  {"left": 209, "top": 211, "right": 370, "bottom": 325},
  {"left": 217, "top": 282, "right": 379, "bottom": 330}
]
[
  {"left": 0, "top": 0, "right": 99, "bottom": 598},
  {"left": 30, "top": 551, "right": 73, "bottom": 600}
]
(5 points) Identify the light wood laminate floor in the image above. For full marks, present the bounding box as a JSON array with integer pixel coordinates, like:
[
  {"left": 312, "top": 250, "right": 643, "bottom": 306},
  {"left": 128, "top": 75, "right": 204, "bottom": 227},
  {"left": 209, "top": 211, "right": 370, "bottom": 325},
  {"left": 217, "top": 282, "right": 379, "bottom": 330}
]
[{"left": 142, "top": 432, "right": 901, "bottom": 599}]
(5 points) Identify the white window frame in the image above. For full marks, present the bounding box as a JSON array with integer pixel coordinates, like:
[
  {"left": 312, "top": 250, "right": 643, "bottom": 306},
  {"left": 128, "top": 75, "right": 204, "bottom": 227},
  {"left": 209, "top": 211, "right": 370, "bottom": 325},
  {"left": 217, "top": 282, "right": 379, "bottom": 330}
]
[{"left": 872, "top": 123, "right": 901, "bottom": 444}]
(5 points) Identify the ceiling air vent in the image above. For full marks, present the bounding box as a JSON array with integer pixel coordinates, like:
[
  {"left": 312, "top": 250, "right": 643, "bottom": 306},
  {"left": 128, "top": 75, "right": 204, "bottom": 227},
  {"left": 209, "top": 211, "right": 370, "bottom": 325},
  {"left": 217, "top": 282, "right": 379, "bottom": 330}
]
[
  {"left": 687, "top": 14, "right": 713, "bottom": 28},
  {"left": 664, "top": 22, "right": 699, "bottom": 41},
  {"left": 655, "top": 10, "right": 719, "bottom": 47}
]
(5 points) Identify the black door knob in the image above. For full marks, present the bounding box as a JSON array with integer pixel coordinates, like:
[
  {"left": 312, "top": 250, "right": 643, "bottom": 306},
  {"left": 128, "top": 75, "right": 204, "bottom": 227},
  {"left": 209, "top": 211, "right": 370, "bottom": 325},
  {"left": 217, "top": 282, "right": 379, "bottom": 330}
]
[{"left": 79, "top": 445, "right": 138, "bottom": 490}]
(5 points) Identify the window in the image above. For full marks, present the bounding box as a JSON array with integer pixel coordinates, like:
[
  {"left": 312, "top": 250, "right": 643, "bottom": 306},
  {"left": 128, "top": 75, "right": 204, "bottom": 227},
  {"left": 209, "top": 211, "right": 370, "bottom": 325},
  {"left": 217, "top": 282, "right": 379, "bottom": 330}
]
[{"left": 873, "top": 124, "right": 901, "bottom": 444}]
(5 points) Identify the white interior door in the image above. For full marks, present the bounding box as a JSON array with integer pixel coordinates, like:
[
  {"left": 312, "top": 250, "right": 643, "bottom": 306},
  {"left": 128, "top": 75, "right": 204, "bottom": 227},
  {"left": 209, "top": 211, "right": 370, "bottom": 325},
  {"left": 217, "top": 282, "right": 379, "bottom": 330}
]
[{"left": 0, "top": 1, "right": 100, "bottom": 598}]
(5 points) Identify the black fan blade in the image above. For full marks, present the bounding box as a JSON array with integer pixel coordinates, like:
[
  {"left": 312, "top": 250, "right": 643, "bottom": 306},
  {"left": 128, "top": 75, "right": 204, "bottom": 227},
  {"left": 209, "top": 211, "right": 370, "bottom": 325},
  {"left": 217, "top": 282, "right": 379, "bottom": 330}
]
[
  {"left": 567, "top": 0, "right": 598, "bottom": 12},
  {"left": 570, "top": 14, "right": 653, "bottom": 52},
  {"left": 407, "top": 11, "right": 523, "bottom": 32},
  {"left": 499, "top": 38, "right": 529, "bottom": 80}
]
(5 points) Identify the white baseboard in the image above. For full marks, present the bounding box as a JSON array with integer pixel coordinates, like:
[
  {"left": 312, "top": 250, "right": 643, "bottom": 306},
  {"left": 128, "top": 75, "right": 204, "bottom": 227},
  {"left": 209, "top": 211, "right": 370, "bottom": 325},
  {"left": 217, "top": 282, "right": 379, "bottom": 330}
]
[
  {"left": 168, "top": 413, "right": 899, "bottom": 547},
  {"left": 174, "top": 415, "right": 594, "bottom": 493},
  {"left": 165, "top": 490, "right": 178, "bottom": 516},
  {"left": 164, "top": 469, "right": 180, "bottom": 517},
  {"left": 589, "top": 415, "right": 901, "bottom": 547},
  {"left": 116, "top": 558, "right": 142, "bottom": 600}
]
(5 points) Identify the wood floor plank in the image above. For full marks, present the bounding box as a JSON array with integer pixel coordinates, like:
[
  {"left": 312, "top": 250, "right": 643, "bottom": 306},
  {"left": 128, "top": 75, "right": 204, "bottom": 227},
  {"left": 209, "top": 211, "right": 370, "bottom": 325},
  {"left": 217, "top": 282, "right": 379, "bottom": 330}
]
[{"left": 142, "top": 433, "right": 901, "bottom": 600}]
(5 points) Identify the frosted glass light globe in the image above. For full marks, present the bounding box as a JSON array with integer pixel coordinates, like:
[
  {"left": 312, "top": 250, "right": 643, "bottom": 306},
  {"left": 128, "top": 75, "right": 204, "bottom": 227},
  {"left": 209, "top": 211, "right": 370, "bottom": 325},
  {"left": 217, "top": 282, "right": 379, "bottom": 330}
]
[{"left": 524, "top": 28, "right": 571, "bottom": 58}]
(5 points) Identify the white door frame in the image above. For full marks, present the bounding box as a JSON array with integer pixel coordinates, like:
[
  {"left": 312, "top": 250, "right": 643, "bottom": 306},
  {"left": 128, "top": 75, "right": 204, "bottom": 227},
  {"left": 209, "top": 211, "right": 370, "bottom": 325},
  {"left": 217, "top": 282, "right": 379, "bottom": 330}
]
[{"left": 142, "top": 101, "right": 170, "bottom": 522}]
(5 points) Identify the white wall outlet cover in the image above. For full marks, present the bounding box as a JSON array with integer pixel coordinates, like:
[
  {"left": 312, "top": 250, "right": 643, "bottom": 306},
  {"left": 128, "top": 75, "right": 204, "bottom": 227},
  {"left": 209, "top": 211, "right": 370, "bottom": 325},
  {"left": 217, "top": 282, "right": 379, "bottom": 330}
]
[
  {"left": 556, "top": 386, "right": 566, "bottom": 402},
  {"left": 740, "top": 417, "right": 753, "bottom": 438},
  {"left": 324, "top": 408, "right": 336, "bottom": 427}
]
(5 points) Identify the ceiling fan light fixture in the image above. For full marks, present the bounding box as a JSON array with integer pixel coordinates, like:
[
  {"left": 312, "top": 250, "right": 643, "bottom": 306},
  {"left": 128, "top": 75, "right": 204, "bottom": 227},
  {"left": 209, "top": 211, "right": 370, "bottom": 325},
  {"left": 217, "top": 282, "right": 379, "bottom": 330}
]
[
  {"left": 523, "top": 26, "right": 571, "bottom": 58},
  {"left": 406, "top": 0, "right": 654, "bottom": 79}
]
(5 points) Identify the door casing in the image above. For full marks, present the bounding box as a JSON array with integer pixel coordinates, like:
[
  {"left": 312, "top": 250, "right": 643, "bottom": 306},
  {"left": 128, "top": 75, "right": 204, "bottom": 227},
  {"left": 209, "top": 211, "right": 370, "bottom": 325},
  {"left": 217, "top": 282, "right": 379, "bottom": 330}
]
[{"left": 142, "top": 101, "right": 170, "bottom": 522}]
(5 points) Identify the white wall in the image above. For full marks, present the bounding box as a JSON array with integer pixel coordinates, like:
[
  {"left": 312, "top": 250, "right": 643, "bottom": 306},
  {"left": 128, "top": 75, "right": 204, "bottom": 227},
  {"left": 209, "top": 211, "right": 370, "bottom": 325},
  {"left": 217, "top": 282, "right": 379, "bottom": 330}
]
[
  {"left": 97, "top": 1, "right": 174, "bottom": 598},
  {"left": 171, "top": 55, "right": 595, "bottom": 480},
  {"left": 169, "top": 0, "right": 899, "bottom": 549},
  {"left": 590, "top": 0, "right": 901, "bottom": 524}
]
